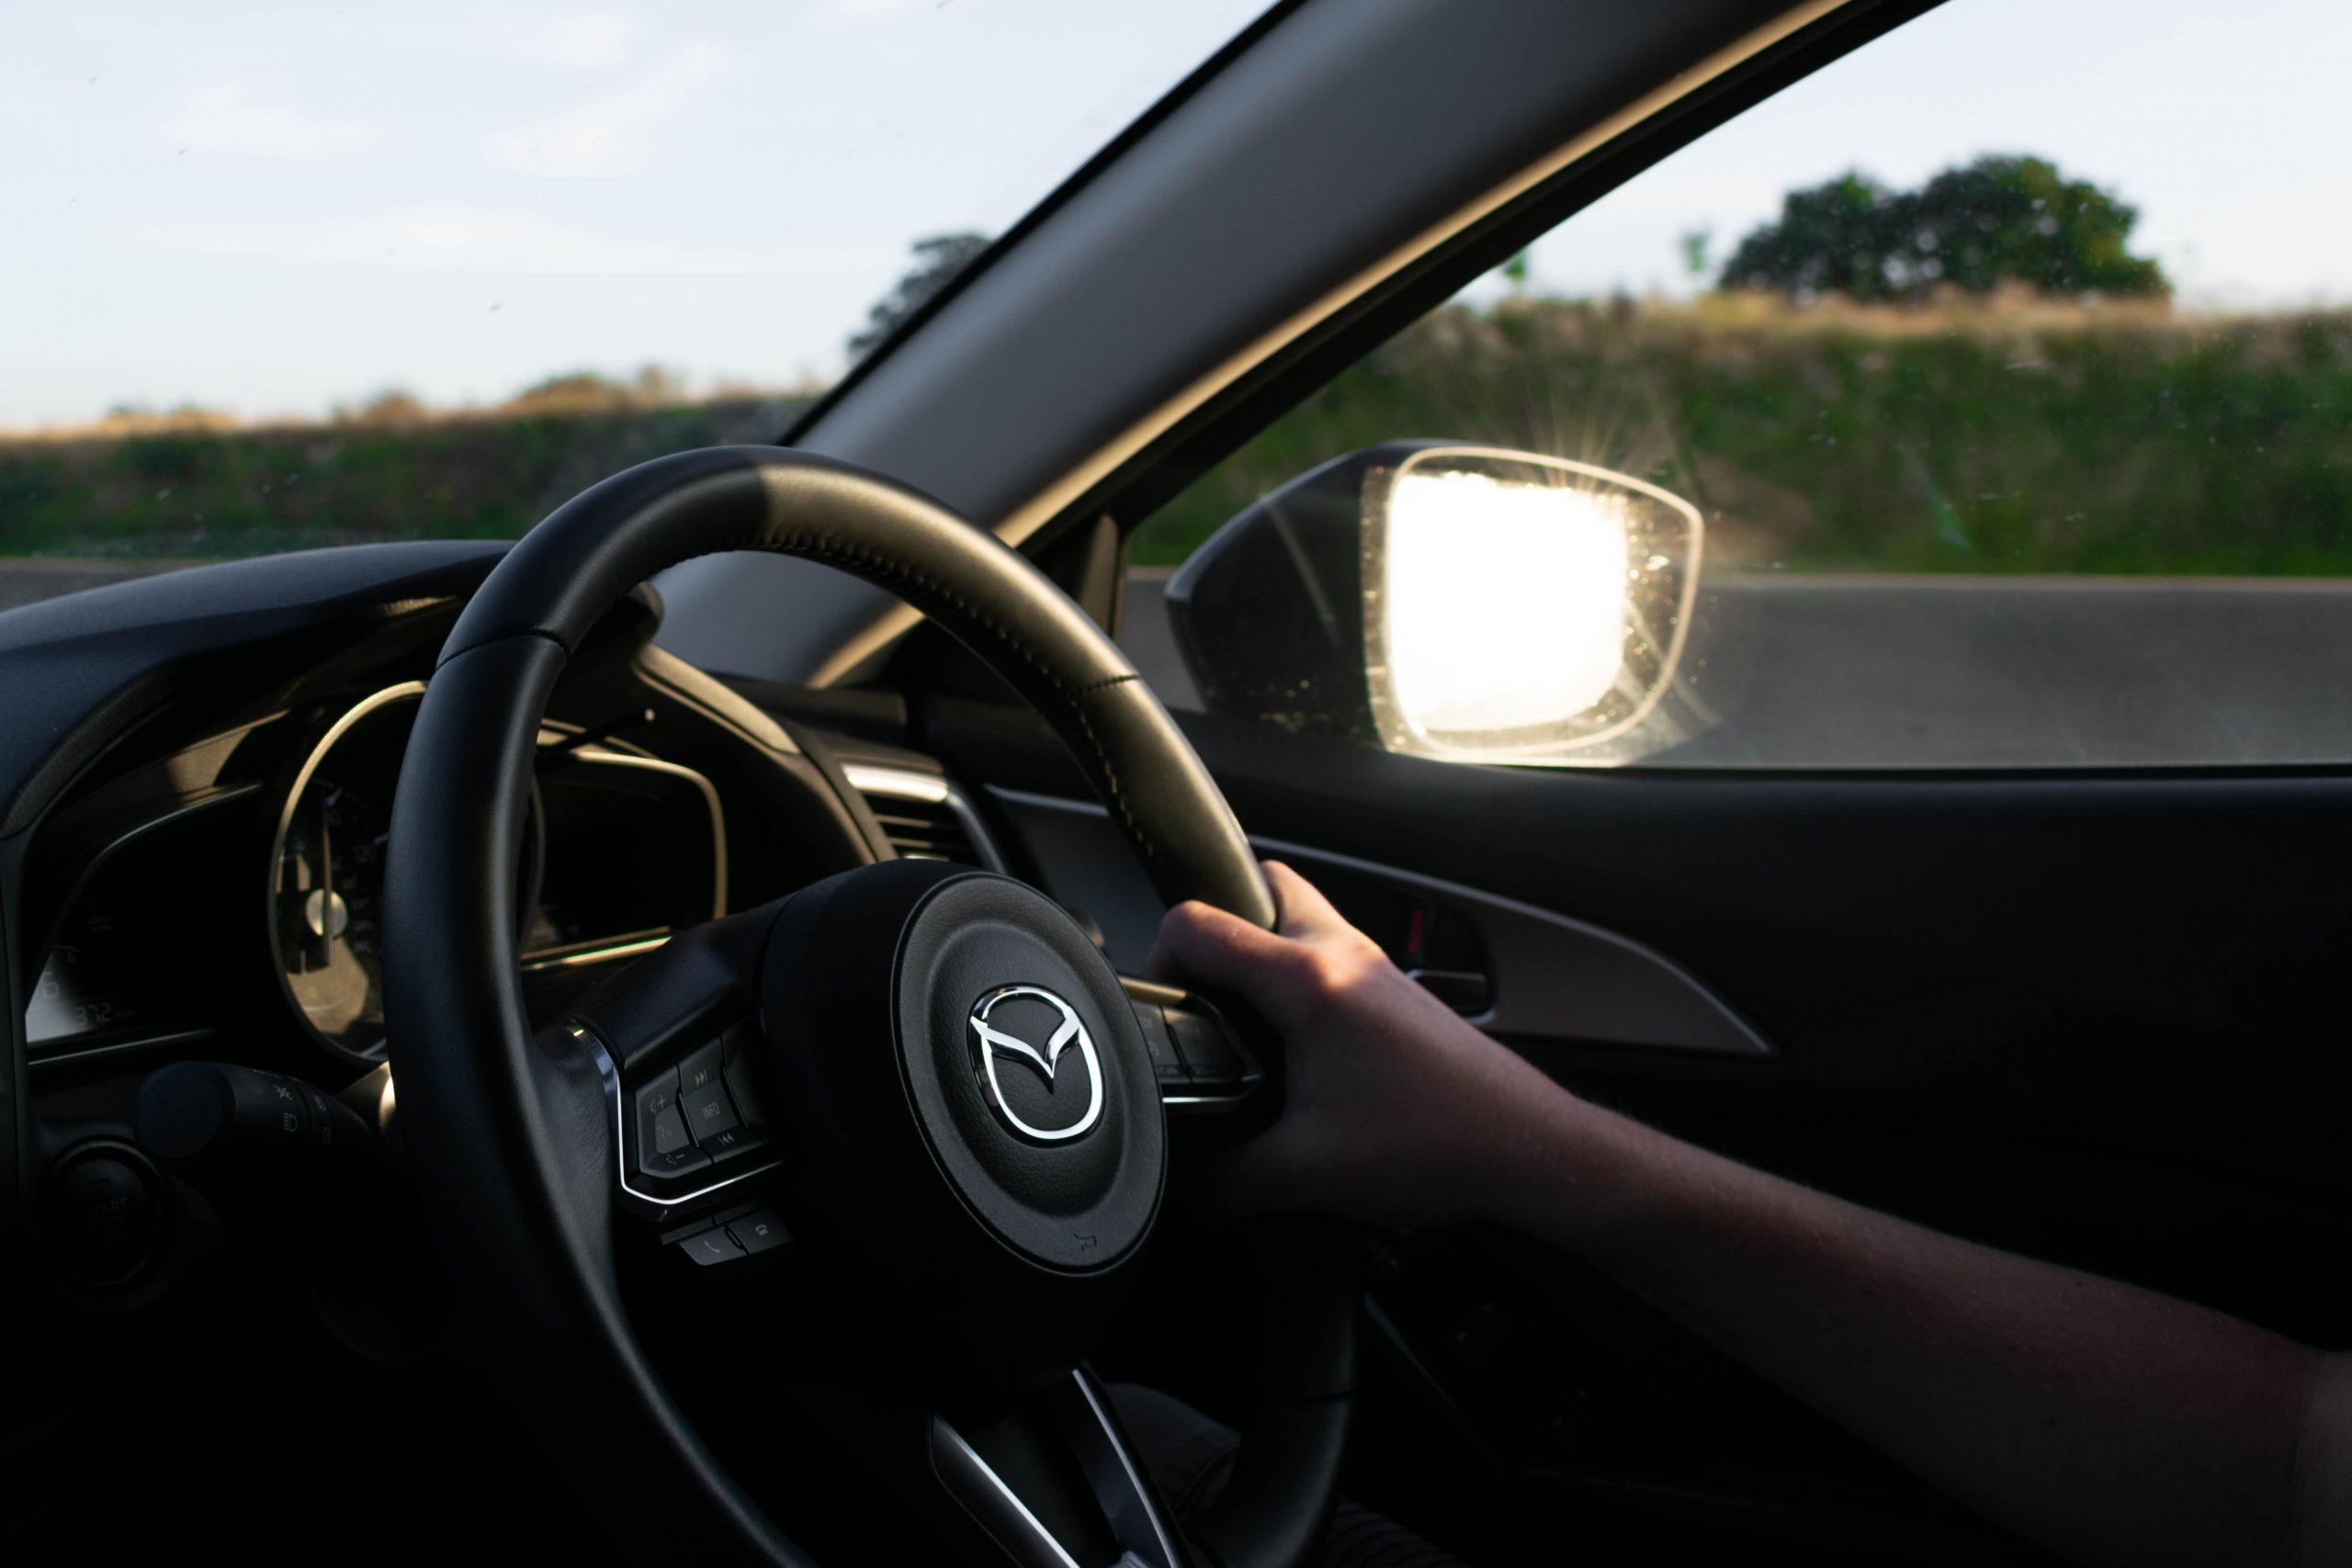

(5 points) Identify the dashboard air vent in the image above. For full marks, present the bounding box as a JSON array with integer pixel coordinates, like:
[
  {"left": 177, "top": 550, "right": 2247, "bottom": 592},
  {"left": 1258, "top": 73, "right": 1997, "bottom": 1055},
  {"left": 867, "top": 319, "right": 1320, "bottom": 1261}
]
[{"left": 842, "top": 764, "right": 1004, "bottom": 873}]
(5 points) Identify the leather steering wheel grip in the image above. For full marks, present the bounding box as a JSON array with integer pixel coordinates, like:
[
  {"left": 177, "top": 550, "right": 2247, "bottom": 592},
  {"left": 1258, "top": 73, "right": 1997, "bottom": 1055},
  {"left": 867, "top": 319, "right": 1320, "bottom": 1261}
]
[
  {"left": 387, "top": 444, "right": 1340, "bottom": 1565},
  {"left": 443, "top": 445, "right": 1275, "bottom": 931}
]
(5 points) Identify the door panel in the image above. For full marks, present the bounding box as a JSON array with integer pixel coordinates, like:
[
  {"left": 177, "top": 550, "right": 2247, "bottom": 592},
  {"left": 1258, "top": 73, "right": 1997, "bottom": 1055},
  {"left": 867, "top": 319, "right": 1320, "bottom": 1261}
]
[
  {"left": 921, "top": 693, "right": 2352, "bottom": 1554},
  {"left": 989, "top": 785, "right": 1770, "bottom": 1056}
]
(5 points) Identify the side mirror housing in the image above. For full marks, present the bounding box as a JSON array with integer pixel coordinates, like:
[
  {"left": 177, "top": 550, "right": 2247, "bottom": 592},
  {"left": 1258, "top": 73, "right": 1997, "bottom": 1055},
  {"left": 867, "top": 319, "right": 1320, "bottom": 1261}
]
[{"left": 1166, "top": 442, "right": 1702, "bottom": 762}]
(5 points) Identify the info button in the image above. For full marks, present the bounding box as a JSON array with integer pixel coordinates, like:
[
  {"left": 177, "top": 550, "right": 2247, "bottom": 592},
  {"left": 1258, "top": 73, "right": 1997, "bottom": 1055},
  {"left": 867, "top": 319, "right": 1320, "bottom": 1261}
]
[{"left": 681, "top": 1076, "right": 740, "bottom": 1141}]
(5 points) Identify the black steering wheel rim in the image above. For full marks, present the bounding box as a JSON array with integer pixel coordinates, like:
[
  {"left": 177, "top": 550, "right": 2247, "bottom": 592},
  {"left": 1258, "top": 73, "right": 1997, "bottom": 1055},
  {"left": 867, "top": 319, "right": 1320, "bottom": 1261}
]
[{"left": 381, "top": 446, "right": 1349, "bottom": 1567}]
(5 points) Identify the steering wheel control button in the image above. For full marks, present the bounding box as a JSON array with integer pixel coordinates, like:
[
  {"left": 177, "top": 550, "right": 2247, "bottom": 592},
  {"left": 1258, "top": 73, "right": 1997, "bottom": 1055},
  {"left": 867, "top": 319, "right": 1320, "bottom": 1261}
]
[
  {"left": 679, "top": 1038, "right": 725, "bottom": 1096},
  {"left": 726, "top": 1209, "right": 790, "bottom": 1256},
  {"left": 680, "top": 1077, "right": 740, "bottom": 1140},
  {"left": 650, "top": 1106, "right": 692, "bottom": 1156},
  {"left": 1130, "top": 1002, "right": 1187, "bottom": 1083},
  {"left": 638, "top": 1068, "right": 679, "bottom": 1120},
  {"left": 702, "top": 1124, "right": 762, "bottom": 1167},
  {"left": 720, "top": 1021, "right": 772, "bottom": 1130},
  {"left": 669, "top": 1037, "right": 741, "bottom": 1138},
  {"left": 680, "top": 1227, "right": 745, "bottom": 1267},
  {"left": 1166, "top": 1008, "right": 1244, "bottom": 1088},
  {"left": 631, "top": 1067, "right": 684, "bottom": 1162},
  {"left": 642, "top": 1141, "right": 712, "bottom": 1180}
]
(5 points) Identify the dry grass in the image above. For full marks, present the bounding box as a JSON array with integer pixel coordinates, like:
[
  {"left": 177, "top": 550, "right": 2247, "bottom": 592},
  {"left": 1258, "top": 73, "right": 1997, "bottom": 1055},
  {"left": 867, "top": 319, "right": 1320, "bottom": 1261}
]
[{"left": 1135, "top": 290, "right": 2352, "bottom": 575}]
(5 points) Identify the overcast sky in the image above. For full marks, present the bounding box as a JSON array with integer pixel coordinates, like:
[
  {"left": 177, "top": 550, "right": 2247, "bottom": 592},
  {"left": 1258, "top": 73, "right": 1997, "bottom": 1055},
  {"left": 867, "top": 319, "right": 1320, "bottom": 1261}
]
[
  {"left": 6, "top": 0, "right": 2348, "bottom": 429},
  {"left": 1482, "top": 0, "right": 2352, "bottom": 310}
]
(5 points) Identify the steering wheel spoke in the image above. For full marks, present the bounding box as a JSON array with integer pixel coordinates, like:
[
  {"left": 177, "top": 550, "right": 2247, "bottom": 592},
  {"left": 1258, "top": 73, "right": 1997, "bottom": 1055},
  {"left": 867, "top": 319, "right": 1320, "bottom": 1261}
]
[
  {"left": 1120, "top": 978, "right": 1272, "bottom": 1122},
  {"left": 931, "top": 1371, "right": 1187, "bottom": 1568},
  {"left": 558, "top": 906, "right": 789, "bottom": 1225},
  {"left": 384, "top": 446, "right": 1348, "bottom": 1565}
]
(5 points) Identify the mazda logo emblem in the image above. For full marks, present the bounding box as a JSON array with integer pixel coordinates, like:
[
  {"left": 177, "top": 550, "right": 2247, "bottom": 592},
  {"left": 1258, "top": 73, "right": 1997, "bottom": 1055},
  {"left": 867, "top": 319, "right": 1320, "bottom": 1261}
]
[{"left": 967, "top": 985, "right": 1103, "bottom": 1143}]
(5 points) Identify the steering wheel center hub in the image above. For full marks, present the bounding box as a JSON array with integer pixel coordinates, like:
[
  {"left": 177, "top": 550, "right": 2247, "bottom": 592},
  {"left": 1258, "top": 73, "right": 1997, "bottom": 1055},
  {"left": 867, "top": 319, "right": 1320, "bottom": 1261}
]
[
  {"left": 967, "top": 984, "right": 1105, "bottom": 1145},
  {"left": 890, "top": 871, "right": 1162, "bottom": 1269},
  {"left": 760, "top": 861, "right": 1164, "bottom": 1378}
]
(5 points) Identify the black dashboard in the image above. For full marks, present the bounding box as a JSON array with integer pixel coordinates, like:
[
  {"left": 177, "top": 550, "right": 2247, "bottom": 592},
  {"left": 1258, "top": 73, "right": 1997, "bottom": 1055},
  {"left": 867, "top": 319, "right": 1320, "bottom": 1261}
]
[
  {"left": 0, "top": 536, "right": 1800, "bottom": 1565},
  {"left": 5, "top": 545, "right": 887, "bottom": 1163},
  {"left": 0, "top": 544, "right": 953, "bottom": 1557},
  {"left": 25, "top": 680, "right": 741, "bottom": 1069},
  {"left": 26, "top": 679, "right": 742, "bottom": 1074}
]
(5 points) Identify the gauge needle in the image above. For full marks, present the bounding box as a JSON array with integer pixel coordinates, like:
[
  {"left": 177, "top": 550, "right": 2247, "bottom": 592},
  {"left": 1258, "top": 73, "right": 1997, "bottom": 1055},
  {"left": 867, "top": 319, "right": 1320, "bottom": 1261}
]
[
  {"left": 304, "top": 786, "right": 350, "bottom": 960},
  {"left": 316, "top": 785, "right": 331, "bottom": 913}
]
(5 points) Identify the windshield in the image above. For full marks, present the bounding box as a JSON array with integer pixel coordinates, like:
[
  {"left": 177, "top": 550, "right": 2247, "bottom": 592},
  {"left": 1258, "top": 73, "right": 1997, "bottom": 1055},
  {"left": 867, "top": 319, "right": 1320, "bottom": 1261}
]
[{"left": 1, "top": 1, "right": 1267, "bottom": 584}]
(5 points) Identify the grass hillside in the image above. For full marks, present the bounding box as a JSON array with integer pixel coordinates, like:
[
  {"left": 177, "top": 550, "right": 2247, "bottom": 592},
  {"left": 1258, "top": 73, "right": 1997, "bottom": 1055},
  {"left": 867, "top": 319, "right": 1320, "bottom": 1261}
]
[
  {"left": 1132, "top": 292, "right": 2352, "bottom": 574},
  {"left": 7, "top": 292, "right": 2352, "bottom": 580},
  {"left": 0, "top": 394, "right": 809, "bottom": 559}
]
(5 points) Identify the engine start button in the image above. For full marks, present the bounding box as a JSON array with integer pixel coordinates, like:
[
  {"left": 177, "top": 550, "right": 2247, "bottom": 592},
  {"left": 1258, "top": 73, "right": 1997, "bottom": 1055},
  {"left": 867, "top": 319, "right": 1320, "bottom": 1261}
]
[{"left": 46, "top": 1145, "right": 162, "bottom": 1285}]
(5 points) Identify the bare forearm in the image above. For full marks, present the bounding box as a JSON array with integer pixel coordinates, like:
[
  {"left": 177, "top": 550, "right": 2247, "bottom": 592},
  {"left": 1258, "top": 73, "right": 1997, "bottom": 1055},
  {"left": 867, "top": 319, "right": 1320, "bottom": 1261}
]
[
  {"left": 1487, "top": 1089, "right": 2326, "bottom": 1567},
  {"left": 1152, "top": 873, "right": 2347, "bottom": 1561}
]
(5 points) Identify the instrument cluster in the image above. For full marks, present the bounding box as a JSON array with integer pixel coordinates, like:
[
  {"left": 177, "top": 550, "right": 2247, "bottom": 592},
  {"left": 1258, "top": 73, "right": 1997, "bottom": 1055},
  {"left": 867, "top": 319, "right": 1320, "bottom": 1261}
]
[{"left": 27, "top": 683, "right": 728, "bottom": 1070}]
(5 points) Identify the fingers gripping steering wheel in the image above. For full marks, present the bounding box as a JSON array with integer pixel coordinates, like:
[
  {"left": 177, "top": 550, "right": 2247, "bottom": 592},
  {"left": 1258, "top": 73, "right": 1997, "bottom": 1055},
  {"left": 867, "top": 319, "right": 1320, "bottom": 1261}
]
[{"left": 381, "top": 447, "right": 1352, "bottom": 1567}]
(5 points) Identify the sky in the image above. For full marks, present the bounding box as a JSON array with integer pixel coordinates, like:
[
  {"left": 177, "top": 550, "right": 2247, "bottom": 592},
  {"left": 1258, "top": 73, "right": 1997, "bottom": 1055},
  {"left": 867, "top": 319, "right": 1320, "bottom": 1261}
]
[
  {"left": 1476, "top": 0, "right": 2352, "bottom": 310},
  {"left": 6, "top": 0, "right": 2350, "bottom": 429},
  {"left": 1, "top": 0, "right": 1266, "bottom": 427}
]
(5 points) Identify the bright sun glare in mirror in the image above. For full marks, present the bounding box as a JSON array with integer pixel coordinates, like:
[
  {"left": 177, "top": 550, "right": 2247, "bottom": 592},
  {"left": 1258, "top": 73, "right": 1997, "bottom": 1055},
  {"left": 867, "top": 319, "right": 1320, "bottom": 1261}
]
[{"left": 1383, "top": 469, "right": 1631, "bottom": 737}]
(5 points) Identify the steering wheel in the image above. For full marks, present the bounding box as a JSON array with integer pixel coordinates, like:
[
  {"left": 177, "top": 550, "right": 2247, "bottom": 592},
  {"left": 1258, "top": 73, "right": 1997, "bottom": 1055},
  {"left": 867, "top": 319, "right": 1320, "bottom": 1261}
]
[{"left": 380, "top": 446, "right": 1352, "bottom": 1567}]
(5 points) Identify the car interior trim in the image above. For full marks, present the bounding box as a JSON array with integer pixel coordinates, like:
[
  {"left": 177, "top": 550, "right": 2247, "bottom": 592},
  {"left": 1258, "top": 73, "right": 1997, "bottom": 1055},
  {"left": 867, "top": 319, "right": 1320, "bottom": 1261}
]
[
  {"left": 552, "top": 746, "right": 731, "bottom": 933},
  {"left": 777, "top": 0, "right": 1318, "bottom": 447},
  {"left": 26, "top": 1026, "right": 220, "bottom": 1077},
  {"left": 1069, "top": 1371, "right": 1185, "bottom": 1568},
  {"left": 516, "top": 931, "right": 677, "bottom": 973},
  {"left": 797, "top": 0, "right": 1858, "bottom": 688},
  {"left": 841, "top": 761, "right": 1009, "bottom": 874},
  {"left": 576, "top": 1022, "right": 785, "bottom": 1220},
  {"left": 34, "top": 784, "right": 260, "bottom": 970},
  {"left": 989, "top": 785, "right": 1772, "bottom": 1058},
  {"left": 265, "top": 681, "right": 430, "bottom": 1057},
  {"left": 929, "top": 1417, "right": 1087, "bottom": 1568},
  {"left": 266, "top": 682, "right": 733, "bottom": 1057},
  {"left": 926, "top": 1371, "right": 1182, "bottom": 1568},
  {"left": 22, "top": 786, "right": 260, "bottom": 1067}
]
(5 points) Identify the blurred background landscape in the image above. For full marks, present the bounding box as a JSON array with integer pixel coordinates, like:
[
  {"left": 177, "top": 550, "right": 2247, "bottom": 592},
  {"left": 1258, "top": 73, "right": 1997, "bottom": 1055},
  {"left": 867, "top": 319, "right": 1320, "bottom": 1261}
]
[
  {"left": 1132, "top": 288, "right": 2352, "bottom": 573},
  {"left": 0, "top": 373, "right": 811, "bottom": 563},
  {"left": 7, "top": 0, "right": 2350, "bottom": 595},
  {"left": 15, "top": 266, "right": 2348, "bottom": 581}
]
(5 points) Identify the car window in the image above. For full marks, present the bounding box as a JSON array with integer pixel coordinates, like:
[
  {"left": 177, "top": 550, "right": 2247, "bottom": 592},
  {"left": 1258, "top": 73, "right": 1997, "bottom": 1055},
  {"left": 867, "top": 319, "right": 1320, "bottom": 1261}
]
[
  {"left": 0, "top": 1, "right": 1267, "bottom": 604},
  {"left": 1127, "top": 0, "right": 2352, "bottom": 769}
]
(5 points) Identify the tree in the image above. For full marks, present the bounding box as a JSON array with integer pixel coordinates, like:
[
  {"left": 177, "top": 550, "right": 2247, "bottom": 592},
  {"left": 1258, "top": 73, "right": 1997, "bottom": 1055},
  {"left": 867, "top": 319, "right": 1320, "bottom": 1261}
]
[
  {"left": 848, "top": 232, "right": 991, "bottom": 357},
  {"left": 628, "top": 363, "right": 690, "bottom": 405},
  {"left": 501, "top": 371, "right": 636, "bottom": 413},
  {"left": 1679, "top": 226, "right": 1713, "bottom": 280},
  {"left": 342, "top": 389, "right": 429, "bottom": 426},
  {"left": 1721, "top": 154, "right": 2169, "bottom": 302}
]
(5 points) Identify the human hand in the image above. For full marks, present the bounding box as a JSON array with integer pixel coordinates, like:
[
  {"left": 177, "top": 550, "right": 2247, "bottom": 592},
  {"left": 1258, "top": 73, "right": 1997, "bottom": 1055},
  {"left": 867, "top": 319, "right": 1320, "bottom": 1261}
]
[{"left": 1148, "top": 862, "right": 1571, "bottom": 1228}]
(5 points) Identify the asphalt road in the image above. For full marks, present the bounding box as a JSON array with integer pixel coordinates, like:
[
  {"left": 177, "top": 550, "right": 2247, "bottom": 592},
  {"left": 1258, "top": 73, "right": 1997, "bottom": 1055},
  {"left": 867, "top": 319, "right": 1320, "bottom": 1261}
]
[
  {"left": 1122, "top": 569, "right": 2352, "bottom": 768},
  {"left": 9, "top": 558, "right": 2352, "bottom": 769}
]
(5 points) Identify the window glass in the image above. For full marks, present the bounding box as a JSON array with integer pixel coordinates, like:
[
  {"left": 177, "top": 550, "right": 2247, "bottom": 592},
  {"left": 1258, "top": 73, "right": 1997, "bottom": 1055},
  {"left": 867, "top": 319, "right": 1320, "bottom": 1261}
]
[
  {"left": 1128, "top": 0, "right": 2352, "bottom": 768},
  {"left": 0, "top": 0, "right": 1267, "bottom": 599}
]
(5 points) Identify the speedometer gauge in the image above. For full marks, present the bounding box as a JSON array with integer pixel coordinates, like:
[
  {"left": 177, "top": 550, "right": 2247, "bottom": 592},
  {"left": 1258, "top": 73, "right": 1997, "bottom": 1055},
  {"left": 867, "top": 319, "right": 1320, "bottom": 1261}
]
[
  {"left": 271, "top": 682, "right": 548, "bottom": 1062},
  {"left": 269, "top": 683, "right": 422, "bottom": 1061},
  {"left": 276, "top": 774, "right": 393, "bottom": 1054}
]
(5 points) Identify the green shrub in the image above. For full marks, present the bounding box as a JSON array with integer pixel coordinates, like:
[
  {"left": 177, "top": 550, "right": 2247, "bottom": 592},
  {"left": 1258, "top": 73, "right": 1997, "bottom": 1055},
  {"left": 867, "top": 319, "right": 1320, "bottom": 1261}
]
[
  {"left": 0, "top": 398, "right": 810, "bottom": 559},
  {"left": 1132, "top": 296, "right": 2352, "bottom": 576}
]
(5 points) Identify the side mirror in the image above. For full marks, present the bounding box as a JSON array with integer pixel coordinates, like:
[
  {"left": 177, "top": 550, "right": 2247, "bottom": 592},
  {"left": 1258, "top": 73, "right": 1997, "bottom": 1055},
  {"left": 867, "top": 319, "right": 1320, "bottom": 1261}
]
[{"left": 1166, "top": 442, "right": 1702, "bottom": 762}]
